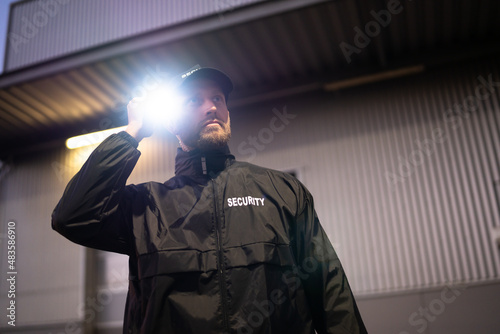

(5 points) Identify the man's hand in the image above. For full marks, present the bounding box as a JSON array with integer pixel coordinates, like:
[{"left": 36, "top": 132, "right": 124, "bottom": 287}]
[{"left": 125, "top": 97, "right": 155, "bottom": 143}]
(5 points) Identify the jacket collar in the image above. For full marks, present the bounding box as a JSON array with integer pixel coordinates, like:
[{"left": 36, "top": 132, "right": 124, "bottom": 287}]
[{"left": 174, "top": 145, "right": 235, "bottom": 178}]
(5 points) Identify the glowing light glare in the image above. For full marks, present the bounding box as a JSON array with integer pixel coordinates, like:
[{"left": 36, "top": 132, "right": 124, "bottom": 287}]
[
  {"left": 66, "top": 86, "right": 183, "bottom": 150},
  {"left": 141, "top": 85, "right": 183, "bottom": 128},
  {"left": 66, "top": 126, "right": 127, "bottom": 149}
]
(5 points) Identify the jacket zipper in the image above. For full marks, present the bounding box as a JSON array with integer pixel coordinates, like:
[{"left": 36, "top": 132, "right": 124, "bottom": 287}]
[{"left": 212, "top": 179, "right": 230, "bottom": 331}]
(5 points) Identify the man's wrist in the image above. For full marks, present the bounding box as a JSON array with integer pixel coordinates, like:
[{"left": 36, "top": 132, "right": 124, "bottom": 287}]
[
  {"left": 119, "top": 130, "right": 140, "bottom": 148},
  {"left": 125, "top": 125, "right": 144, "bottom": 143}
]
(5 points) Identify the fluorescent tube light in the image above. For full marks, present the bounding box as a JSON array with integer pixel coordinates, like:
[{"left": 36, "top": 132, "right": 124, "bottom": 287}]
[{"left": 66, "top": 126, "right": 127, "bottom": 149}]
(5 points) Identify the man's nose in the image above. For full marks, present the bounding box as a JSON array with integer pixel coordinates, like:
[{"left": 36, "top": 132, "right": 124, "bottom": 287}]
[{"left": 204, "top": 103, "right": 217, "bottom": 115}]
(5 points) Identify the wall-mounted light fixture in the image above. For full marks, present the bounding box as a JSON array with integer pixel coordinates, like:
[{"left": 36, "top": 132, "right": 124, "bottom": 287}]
[{"left": 66, "top": 126, "right": 127, "bottom": 149}]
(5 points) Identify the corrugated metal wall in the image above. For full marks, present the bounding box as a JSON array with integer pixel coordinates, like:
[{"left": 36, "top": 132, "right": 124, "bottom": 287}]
[
  {"left": 0, "top": 149, "right": 86, "bottom": 329},
  {"left": 228, "top": 58, "right": 500, "bottom": 294},
  {"left": 1, "top": 58, "right": 499, "bottom": 331},
  {"left": 5, "top": 0, "right": 263, "bottom": 71}
]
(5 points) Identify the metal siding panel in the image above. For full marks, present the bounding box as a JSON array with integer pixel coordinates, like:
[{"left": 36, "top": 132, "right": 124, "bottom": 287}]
[
  {"left": 229, "top": 59, "right": 500, "bottom": 294},
  {"left": 458, "top": 74, "right": 492, "bottom": 279},
  {"left": 448, "top": 76, "right": 481, "bottom": 281},
  {"left": 5, "top": 0, "right": 266, "bottom": 71},
  {"left": 0, "top": 149, "right": 86, "bottom": 326},
  {"left": 362, "top": 100, "right": 396, "bottom": 290},
  {"left": 417, "top": 84, "right": 452, "bottom": 283}
]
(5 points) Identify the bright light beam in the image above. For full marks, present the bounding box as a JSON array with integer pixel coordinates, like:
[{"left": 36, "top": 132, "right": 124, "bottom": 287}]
[
  {"left": 66, "top": 84, "right": 184, "bottom": 149},
  {"left": 140, "top": 84, "right": 184, "bottom": 131}
]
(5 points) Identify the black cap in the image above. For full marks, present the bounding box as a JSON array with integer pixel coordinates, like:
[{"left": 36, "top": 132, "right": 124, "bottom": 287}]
[{"left": 175, "top": 67, "right": 233, "bottom": 101}]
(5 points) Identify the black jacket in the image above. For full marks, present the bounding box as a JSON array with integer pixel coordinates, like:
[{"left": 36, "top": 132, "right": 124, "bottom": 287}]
[{"left": 52, "top": 131, "right": 367, "bottom": 334}]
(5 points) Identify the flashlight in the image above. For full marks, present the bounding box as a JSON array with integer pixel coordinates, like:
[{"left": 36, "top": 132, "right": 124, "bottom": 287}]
[{"left": 141, "top": 84, "right": 183, "bottom": 131}]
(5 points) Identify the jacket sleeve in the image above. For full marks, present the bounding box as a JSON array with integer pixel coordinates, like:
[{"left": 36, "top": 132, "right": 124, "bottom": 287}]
[
  {"left": 292, "top": 188, "right": 368, "bottom": 334},
  {"left": 51, "top": 131, "right": 141, "bottom": 255}
]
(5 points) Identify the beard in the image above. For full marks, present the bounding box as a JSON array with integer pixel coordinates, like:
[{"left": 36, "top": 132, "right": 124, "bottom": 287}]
[
  {"left": 178, "top": 115, "right": 231, "bottom": 151},
  {"left": 196, "top": 116, "right": 231, "bottom": 150}
]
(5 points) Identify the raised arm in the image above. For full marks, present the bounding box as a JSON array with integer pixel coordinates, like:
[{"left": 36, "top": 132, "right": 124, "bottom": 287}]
[
  {"left": 52, "top": 98, "right": 154, "bottom": 254},
  {"left": 51, "top": 131, "right": 141, "bottom": 254}
]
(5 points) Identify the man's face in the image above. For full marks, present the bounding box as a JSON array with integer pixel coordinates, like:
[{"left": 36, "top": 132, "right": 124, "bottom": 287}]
[{"left": 174, "top": 79, "right": 231, "bottom": 150}]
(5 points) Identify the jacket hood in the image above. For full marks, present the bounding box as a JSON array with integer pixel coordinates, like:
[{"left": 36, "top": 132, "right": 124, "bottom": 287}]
[{"left": 174, "top": 145, "right": 235, "bottom": 178}]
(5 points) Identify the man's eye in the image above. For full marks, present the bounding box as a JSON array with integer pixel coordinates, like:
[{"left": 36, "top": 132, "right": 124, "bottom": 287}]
[
  {"left": 213, "top": 96, "right": 223, "bottom": 103},
  {"left": 187, "top": 97, "right": 199, "bottom": 105}
]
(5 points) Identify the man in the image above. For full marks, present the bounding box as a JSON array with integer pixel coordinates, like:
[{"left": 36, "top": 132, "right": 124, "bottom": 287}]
[{"left": 52, "top": 68, "right": 367, "bottom": 333}]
